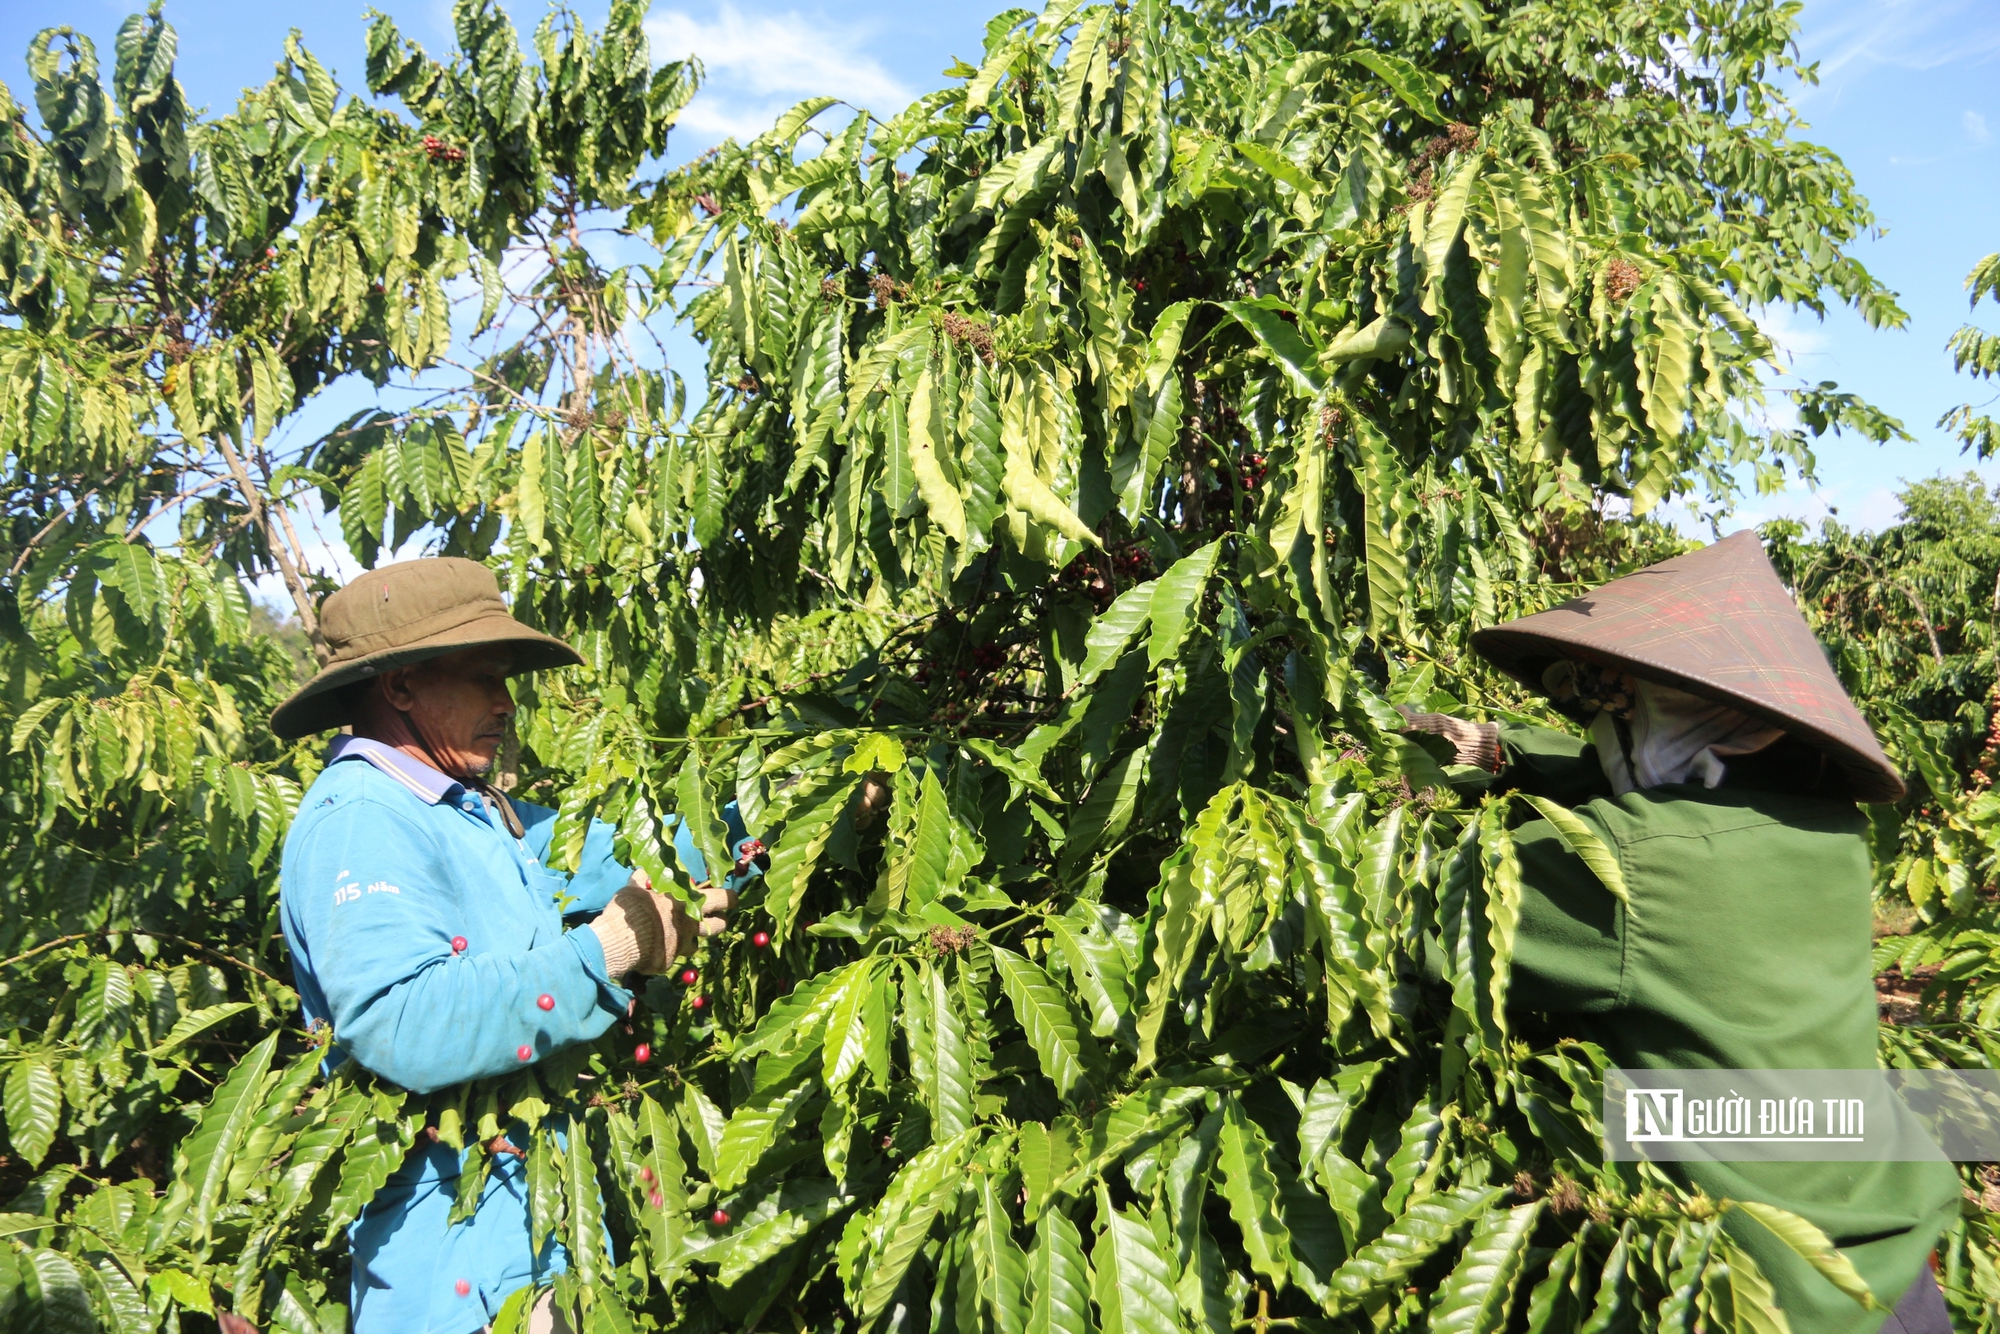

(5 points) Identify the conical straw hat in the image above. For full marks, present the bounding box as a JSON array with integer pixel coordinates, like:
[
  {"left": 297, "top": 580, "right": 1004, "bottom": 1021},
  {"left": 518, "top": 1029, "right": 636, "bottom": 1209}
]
[{"left": 1470, "top": 530, "right": 1904, "bottom": 803}]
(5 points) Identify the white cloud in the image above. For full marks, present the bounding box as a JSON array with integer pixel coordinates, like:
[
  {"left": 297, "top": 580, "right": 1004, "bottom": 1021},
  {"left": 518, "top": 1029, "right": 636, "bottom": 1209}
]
[
  {"left": 1804, "top": 0, "right": 2000, "bottom": 82},
  {"left": 1751, "top": 304, "right": 1831, "bottom": 374},
  {"left": 1968, "top": 109, "right": 1992, "bottom": 144},
  {"left": 647, "top": 4, "right": 913, "bottom": 148},
  {"left": 1723, "top": 482, "right": 1903, "bottom": 534}
]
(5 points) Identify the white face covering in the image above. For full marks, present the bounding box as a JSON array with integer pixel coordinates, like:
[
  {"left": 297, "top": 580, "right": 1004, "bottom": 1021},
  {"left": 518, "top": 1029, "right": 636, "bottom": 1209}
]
[{"left": 1587, "top": 678, "right": 1785, "bottom": 796}]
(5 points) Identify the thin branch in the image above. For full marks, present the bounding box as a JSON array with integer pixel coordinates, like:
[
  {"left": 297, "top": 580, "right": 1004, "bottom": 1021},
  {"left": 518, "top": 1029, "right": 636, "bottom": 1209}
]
[
  {"left": 213, "top": 428, "right": 325, "bottom": 660},
  {"left": 122, "top": 471, "right": 235, "bottom": 544},
  {"left": 256, "top": 440, "right": 328, "bottom": 631},
  {"left": 7, "top": 489, "right": 98, "bottom": 580},
  {"left": 0, "top": 930, "right": 283, "bottom": 985},
  {"left": 1900, "top": 579, "right": 1946, "bottom": 665}
]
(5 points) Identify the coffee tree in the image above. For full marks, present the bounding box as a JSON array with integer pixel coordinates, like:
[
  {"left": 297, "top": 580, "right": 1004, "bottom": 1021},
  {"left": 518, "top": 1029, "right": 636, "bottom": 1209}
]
[
  {"left": 0, "top": 0, "right": 695, "bottom": 1324},
  {"left": 3, "top": 0, "right": 1997, "bottom": 1330}
]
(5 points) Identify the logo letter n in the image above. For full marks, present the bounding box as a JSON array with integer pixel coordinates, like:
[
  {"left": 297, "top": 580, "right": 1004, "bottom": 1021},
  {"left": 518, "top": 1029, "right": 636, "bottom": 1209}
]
[{"left": 1627, "top": 1089, "right": 1682, "bottom": 1142}]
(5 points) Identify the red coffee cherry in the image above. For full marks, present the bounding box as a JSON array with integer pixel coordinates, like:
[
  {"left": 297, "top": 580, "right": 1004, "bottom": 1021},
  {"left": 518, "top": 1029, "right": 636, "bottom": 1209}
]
[
  {"left": 633, "top": 1043, "right": 651, "bottom": 1064},
  {"left": 690, "top": 995, "right": 708, "bottom": 1010},
  {"left": 537, "top": 994, "right": 555, "bottom": 1011},
  {"left": 711, "top": 1209, "right": 730, "bottom": 1226},
  {"left": 679, "top": 967, "right": 698, "bottom": 985},
  {"left": 650, "top": 1189, "right": 664, "bottom": 1208},
  {"left": 752, "top": 931, "right": 771, "bottom": 948},
  {"left": 516, "top": 1044, "right": 533, "bottom": 1062},
  {"left": 640, "top": 1166, "right": 655, "bottom": 1184}
]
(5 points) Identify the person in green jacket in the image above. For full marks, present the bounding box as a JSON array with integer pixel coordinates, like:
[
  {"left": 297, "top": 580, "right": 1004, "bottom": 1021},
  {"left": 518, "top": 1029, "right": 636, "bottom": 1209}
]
[{"left": 1405, "top": 531, "right": 1962, "bottom": 1334}]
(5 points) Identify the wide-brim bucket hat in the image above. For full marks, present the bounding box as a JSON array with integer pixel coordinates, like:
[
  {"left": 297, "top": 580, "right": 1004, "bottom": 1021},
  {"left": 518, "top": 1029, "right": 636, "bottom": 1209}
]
[
  {"left": 270, "top": 557, "right": 581, "bottom": 740},
  {"left": 1469, "top": 530, "right": 1904, "bottom": 803}
]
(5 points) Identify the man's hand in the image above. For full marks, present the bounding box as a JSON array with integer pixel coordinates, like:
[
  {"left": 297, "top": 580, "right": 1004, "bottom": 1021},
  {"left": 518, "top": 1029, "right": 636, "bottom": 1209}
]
[
  {"left": 626, "top": 868, "right": 737, "bottom": 936},
  {"left": 589, "top": 879, "right": 738, "bottom": 976},
  {"left": 690, "top": 881, "right": 737, "bottom": 937},
  {"left": 1397, "top": 705, "right": 1503, "bottom": 772}
]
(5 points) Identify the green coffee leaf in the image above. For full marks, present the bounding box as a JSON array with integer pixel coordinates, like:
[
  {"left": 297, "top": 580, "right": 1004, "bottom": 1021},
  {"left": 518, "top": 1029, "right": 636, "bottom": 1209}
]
[
  {"left": 1028, "top": 1206, "right": 1091, "bottom": 1334},
  {"left": 853, "top": 1133, "right": 977, "bottom": 1320},
  {"left": 1214, "top": 1095, "right": 1294, "bottom": 1290},
  {"left": 148, "top": 1002, "right": 255, "bottom": 1058},
  {"left": 1429, "top": 1202, "right": 1542, "bottom": 1334},
  {"left": 180, "top": 1030, "right": 278, "bottom": 1245},
  {"left": 3, "top": 1057, "right": 62, "bottom": 1168},
  {"left": 1519, "top": 794, "right": 1629, "bottom": 908},
  {"left": 973, "top": 1175, "right": 1029, "bottom": 1334},
  {"left": 714, "top": 1074, "right": 818, "bottom": 1192},
  {"left": 1732, "top": 1200, "right": 1878, "bottom": 1310},
  {"left": 1090, "top": 1192, "right": 1179, "bottom": 1334},
  {"left": 992, "top": 945, "right": 1097, "bottom": 1101},
  {"left": 1323, "top": 1185, "right": 1502, "bottom": 1312}
]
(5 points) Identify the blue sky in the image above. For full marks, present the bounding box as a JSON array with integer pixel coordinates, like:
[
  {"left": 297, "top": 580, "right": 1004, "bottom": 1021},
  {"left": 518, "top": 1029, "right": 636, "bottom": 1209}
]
[{"left": 4, "top": 0, "right": 1997, "bottom": 544}]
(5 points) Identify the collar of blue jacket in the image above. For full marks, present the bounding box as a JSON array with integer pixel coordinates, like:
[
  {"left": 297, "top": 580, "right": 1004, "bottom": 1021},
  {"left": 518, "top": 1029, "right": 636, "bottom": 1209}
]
[{"left": 326, "top": 734, "right": 467, "bottom": 803}]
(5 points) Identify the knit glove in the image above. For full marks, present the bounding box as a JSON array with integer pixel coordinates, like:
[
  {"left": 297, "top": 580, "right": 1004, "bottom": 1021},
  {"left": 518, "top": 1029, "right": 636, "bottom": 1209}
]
[
  {"left": 1396, "top": 706, "right": 1503, "bottom": 773},
  {"left": 589, "top": 879, "right": 737, "bottom": 976}
]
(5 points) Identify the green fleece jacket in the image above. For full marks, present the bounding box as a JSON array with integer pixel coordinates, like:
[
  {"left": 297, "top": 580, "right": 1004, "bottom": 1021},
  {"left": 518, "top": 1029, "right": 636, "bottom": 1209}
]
[{"left": 1494, "top": 723, "right": 1961, "bottom": 1334}]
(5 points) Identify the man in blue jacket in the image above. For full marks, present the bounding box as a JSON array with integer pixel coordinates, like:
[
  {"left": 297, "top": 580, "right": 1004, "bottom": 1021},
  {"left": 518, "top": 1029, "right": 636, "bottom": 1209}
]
[{"left": 272, "top": 558, "right": 760, "bottom": 1334}]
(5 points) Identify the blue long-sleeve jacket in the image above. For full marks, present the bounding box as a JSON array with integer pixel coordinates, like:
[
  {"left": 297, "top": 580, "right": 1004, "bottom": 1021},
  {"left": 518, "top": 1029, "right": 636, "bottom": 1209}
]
[{"left": 278, "top": 736, "right": 755, "bottom": 1334}]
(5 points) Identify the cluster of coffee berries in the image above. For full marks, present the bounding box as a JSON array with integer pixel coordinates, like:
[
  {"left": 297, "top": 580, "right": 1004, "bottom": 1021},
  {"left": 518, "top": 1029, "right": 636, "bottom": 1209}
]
[
  {"left": 928, "top": 924, "right": 979, "bottom": 954},
  {"left": 869, "top": 272, "right": 910, "bottom": 308},
  {"left": 420, "top": 135, "right": 465, "bottom": 164},
  {"left": 1423, "top": 123, "right": 1479, "bottom": 160},
  {"left": 940, "top": 311, "right": 996, "bottom": 363},
  {"left": 1239, "top": 451, "right": 1269, "bottom": 491},
  {"left": 1109, "top": 545, "right": 1153, "bottom": 580},
  {"left": 1057, "top": 558, "right": 1115, "bottom": 610},
  {"left": 1604, "top": 257, "right": 1643, "bottom": 304}
]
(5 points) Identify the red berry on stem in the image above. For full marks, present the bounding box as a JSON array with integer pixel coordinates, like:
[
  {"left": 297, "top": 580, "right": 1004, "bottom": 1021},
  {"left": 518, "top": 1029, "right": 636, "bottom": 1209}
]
[
  {"left": 516, "top": 1044, "right": 533, "bottom": 1062},
  {"left": 752, "top": 931, "right": 771, "bottom": 948},
  {"left": 679, "top": 967, "right": 698, "bottom": 985},
  {"left": 712, "top": 1209, "right": 731, "bottom": 1226},
  {"left": 640, "top": 1166, "right": 655, "bottom": 1184},
  {"left": 691, "top": 995, "right": 708, "bottom": 1010},
  {"left": 537, "top": 993, "right": 555, "bottom": 1011},
  {"left": 634, "top": 1043, "right": 651, "bottom": 1064},
  {"left": 455, "top": 1280, "right": 471, "bottom": 1297},
  {"left": 650, "top": 1189, "right": 665, "bottom": 1207}
]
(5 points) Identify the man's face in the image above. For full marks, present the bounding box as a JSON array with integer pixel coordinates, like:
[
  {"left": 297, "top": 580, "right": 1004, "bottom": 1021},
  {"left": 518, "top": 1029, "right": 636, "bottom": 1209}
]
[{"left": 380, "top": 647, "right": 516, "bottom": 777}]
